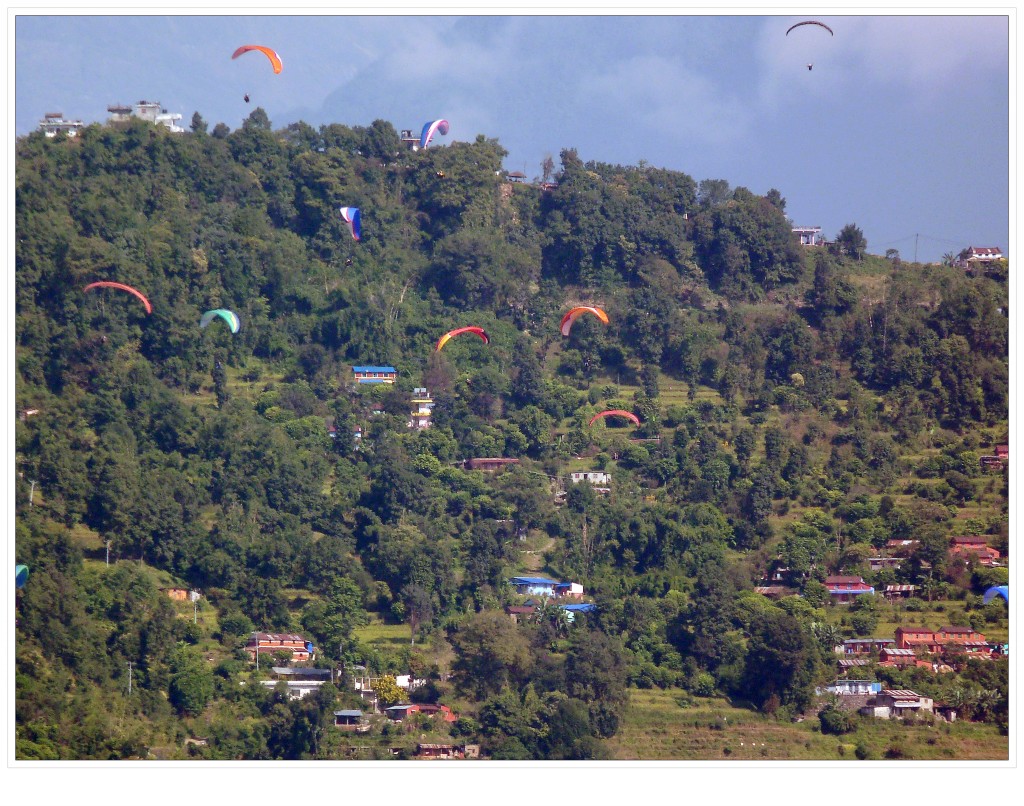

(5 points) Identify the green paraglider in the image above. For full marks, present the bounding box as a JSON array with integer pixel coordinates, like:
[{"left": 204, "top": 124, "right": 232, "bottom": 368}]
[
  {"left": 199, "top": 309, "right": 241, "bottom": 333},
  {"left": 15, "top": 564, "right": 29, "bottom": 589}
]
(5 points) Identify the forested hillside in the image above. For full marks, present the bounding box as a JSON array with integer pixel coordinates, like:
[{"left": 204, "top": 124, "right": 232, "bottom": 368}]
[{"left": 13, "top": 109, "right": 1009, "bottom": 761}]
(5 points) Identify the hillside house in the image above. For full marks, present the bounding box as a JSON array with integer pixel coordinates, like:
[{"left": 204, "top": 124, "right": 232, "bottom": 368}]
[
  {"left": 554, "top": 581, "right": 585, "bottom": 599},
  {"left": 894, "top": 627, "right": 935, "bottom": 651},
  {"left": 883, "top": 584, "right": 918, "bottom": 600},
  {"left": 409, "top": 387, "right": 434, "bottom": 430},
  {"left": 868, "top": 557, "right": 903, "bottom": 572},
  {"left": 956, "top": 246, "right": 1004, "bottom": 272},
  {"left": 824, "top": 575, "right": 874, "bottom": 602},
  {"left": 108, "top": 100, "right": 184, "bottom": 132},
  {"left": 860, "top": 690, "right": 933, "bottom": 720},
  {"left": 509, "top": 576, "right": 560, "bottom": 597},
  {"left": 878, "top": 648, "right": 930, "bottom": 669},
  {"left": 837, "top": 658, "right": 871, "bottom": 673},
  {"left": 842, "top": 638, "right": 895, "bottom": 656},
  {"left": 261, "top": 667, "right": 333, "bottom": 699},
  {"left": 994, "top": 444, "right": 1009, "bottom": 459},
  {"left": 39, "top": 112, "right": 84, "bottom": 137},
  {"left": 333, "top": 710, "right": 369, "bottom": 732},
  {"left": 820, "top": 679, "right": 882, "bottom": 696},
  {"left": 459, "top": 457, "right": 520, "bottom": 472},
  {"left": 245, "top": 633, "right": 313, "bottom": 664},
  {"left": 352, "top": 366, "right": 397, "bottom": 384},
  {"left": 885, "top": 539, "right": 919, "bottom": 556},
  {"left": 949, "top": 536, "right": 1001, "bottom": 567},
  {"left": 505, "top": 605, "right": 537, "bottom": 623},
  {"left": 894, "top": 626, "right": 990, "bottom": 657},
  {"left": 792, "top": 225, "right": 823, "bottom": 246},
  {"left": 384, "top": 703, "right": 457, "bottom": 723},
  {"left": 559, "top": 602, "right": 598, "bottom": 622}
]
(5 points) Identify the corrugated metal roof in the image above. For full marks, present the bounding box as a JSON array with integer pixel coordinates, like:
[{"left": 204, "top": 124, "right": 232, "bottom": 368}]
[
  {"left": 881, "top": 648, "right": 916, "bottom": 656},
  {"left": 334, "top": 710, "right": 363, "bottom": 717}
]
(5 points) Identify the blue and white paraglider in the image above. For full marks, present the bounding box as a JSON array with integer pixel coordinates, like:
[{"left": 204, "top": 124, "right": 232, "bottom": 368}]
[
  {"left": 983, "top": 585, "right": 1008, "bottom": 605},
  {"left": 420, "top": 119, "right": 449, "bottom": 149}
]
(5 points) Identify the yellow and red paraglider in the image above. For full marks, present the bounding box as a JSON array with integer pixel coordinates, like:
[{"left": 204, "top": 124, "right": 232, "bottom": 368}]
[
  {"left": 436, "top": 326, "right": 490, "bottom": 352},
  {"left": 560, "top": 306, "right": 609, "bottom": 337},
  {"left": 434, "top": 325, "right": 489, "bottom": 352}
]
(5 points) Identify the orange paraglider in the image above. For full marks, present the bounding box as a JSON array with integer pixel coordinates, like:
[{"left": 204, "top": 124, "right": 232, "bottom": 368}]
[
  {"left": 560, "top": 306, "right": 609, "bottom": 337},
  {"left": 588, "top": 409, "right": 641, "bottom": 427},
  {"left": 83, "top": 281, "right": 152, "bottom": 314},
  {"left": 232, "top": 45, "right": 283, "bottom": 74}
]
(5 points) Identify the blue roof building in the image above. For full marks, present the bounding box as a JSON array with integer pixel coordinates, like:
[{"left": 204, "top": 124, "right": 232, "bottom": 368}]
[{"left": 353, "top": 366, "right": 397, "bottom": 384}]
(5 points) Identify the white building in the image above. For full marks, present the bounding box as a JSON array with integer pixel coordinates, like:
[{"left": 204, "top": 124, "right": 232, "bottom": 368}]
[
  {"left": 108, "top": 100, "right": 184, "bottom": 132},
  {"left": 792, "top": 226, "right": 822, "bottom": 246},
  {"left": 408, "top": 387, "right": 435, "bottom": 430},
  {"left": 39, "top": 112, "right": 84, "bottom": 137},
  {"left": 569, "top": 471, "right": 611, "bottom": 495}
]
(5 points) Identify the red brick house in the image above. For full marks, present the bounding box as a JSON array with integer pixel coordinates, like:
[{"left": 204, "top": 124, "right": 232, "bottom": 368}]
[
  {"left": 825, "top": 575, "right": 874, "bottom": 603},
  {"left": 245, "top": 632, "right": 313, "bottom": 663},
  {"left": 894, "top": 627, "right": 935, "bottom": 650},
  {"left": 949, "top": 536, "right": 1001, "bottom": 566}
]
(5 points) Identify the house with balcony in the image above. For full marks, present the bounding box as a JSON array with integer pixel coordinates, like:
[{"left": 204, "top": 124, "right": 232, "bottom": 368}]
[
  {"left": 956, "top": 246, "right": 1004, "bottom": 273},
  {"left": 409, "top": 387, "right": 434, "bottom": 430},
  {"left": 353, "top": 366, "right": 397, "bottom": 384},
  {"left": 825, "top": 575, "right": 874, "bottom": 602},
  {"left": 860, "top": 689, "right": 933, "bottom": 719}
]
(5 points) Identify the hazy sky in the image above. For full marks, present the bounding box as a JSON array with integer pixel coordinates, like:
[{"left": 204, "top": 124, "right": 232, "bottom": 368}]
[{"left": 11, "top": 8, "right": 1011, "bottom": 264}]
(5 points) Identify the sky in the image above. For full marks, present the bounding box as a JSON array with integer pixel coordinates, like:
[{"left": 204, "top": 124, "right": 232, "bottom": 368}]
[{"left": 9, "top": 7, "right": 1012, "bottom": 264}]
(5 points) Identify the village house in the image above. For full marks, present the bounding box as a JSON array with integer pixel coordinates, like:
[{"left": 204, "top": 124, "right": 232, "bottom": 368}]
[
  {"left": 956, "top": 246, "right": 1004, "bottom": 273},
  {"left": 245, "top": 633, "right": 313, "bottom": 664},
  {"left": 261, "top": 667, "right": 333, "bottom": 699},
  {"left": 837, "top": 658, "right": 871, "bottom": 673},
  {"left": 107, "top": 100, "right": 184, "bottom": 132},
  {"left": 868, "top": 556, "right": 903, "bottom": 572},
  {"left": 509, "top": 576, "right": 560, "bottom": 597},
  {"left": 754, "top": 585, "right": 797, "bottom": 599},
  {"left": 819, "top": 679, "right": 882, "bottom": 696},
  {"left": 860, "top": 690, "right": 934, "bottom": 720},
  {"left": 408, "top": 387, "right": 434, "bottom": 430},
  {"left": 792, "top": 225, "right": 822, "bottom": 246},
  {"left": 384, "top": 703, "right": 457, "bottom": 723},
  {"left": 894, "top": 626, "right": 991, "bottom": 658},
  {"left": 505, "top": 605, "right": 537, "bottom": 623},
  {"left": 415, "top": 743, "right": 480, "bottom": 759},
  {"left": 883, "top": 584, "right": 918, "bottom": 601},
  {"left": 39, "top": 112, "right": 85, "bottom": 137},
  {"left": 877, "top": 648, "right": 930, "bottom": 669},
  {"left": 458, "top": 457, "right": 520, "bottom": 473},
  {"left": 824, "top": 575, "right": 874, "bottom": 603},
  {"left": 885, "top": 539, "right": 919, "bottom": 556},
  {"left": 559, "top": 602, "right": 598, "bottom": 622},
  {"left": 352, "top": 366, "right": 397, "bottom": 384},
  {"left": 841, "top": 638, "right": 896, "bottom": 656},
  {"left": 333, "top": 710, "right": 370, "bottom": 732},
  {"left": 949, "top": 536, "right": 1001, "bottom": 567},
  {"left": 569, "top": 471, "right": 612, "bottom": 495}
]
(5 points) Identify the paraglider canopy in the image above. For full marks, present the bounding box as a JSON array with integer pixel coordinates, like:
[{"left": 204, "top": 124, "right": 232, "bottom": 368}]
[
  {"left": 15, "top": 564, "right": 29, "bottom": 589},
  {"left": 786, "top": 20, "right": 833, "bottom": 36},
  {"left": 589, "top": 409, "right": 641, "bottom": 427},
  {"left": 436, "top": 326, "right": 490, "bottom": 351},
  {"left": 83, "top": 281, "right": 152, "bottom": 314},
  {"left": 420, "top": 119, "right": 449, "bottom": 149},
  {"left": 339, "top": 207, "right": 362, "bottom": 241},
  {"left": 200, "top": 309, "right": 241, "bottom": 333},
  {"left": 560, "top": 306, "right": 609, "bottom": 337},
  {"left": 983, "top": 585, "right": 1008, "bottom": 605},
  {"left": 231, "top": 45, "right": 283, "bottom": 74}
]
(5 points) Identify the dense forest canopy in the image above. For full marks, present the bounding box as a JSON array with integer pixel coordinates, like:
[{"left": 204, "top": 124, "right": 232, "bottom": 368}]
[{"left": 13, "top": 111, "right": 1009, "bottom": 761}]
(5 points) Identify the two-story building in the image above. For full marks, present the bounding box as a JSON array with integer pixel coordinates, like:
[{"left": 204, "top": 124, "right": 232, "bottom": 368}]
[
  {"left": 841, "top": 638, "right": 896, "bottom": 656},
  {"left": 792, "top": 226, "right": 823, "bottom": 246},
  {"left": 353, "top": 366, "right": 397, "bottom": 384},
  {"left": 261, "top": 667, "right": 334, "bottom": 699},
  {"left": 108, "top": 100, "right": 184, "bottom": 132},
  {"left": 245, "top": 632, "right": 313, "bottom": 664},
  {"left": 39, "top": 112, "right": 85, "bottom": 137},
  {"left": 956, "top": 246, "right": 1004, "bottom": 273},
  {"left": 824, "top": 575, "right": 875, "bottom": 603},
  {"left": 409, "top": 387, "right": 434, "bottom": 430}
]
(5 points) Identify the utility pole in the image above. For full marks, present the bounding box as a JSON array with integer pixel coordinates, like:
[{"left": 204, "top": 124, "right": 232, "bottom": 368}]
[
  {"left": 105, "top": 540, "right": 111, "bottom": 567},
  {"left": 28, "top": 479, "right": 36, "bottom": 506},
  {"left": 127, "top": 661, "right": 133, "bottom": 696},
  {"left": 914, "top": 233, "right": 919, "bottom": 264}
]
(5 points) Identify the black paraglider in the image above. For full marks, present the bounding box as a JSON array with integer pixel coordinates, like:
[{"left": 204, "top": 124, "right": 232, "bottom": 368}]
[
  {"left": 808, "top": 64, "right": 813, "bottom": 71},
  {"left": 244, "top": 93, "right": 250, "bottom": 103}
]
